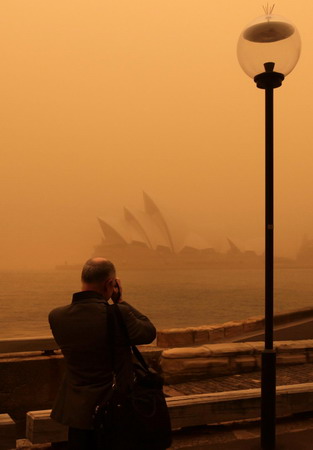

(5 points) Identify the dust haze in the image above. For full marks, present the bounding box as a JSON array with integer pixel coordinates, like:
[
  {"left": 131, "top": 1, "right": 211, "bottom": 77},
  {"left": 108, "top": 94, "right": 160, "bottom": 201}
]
[{"left": 1, "top": 0, "right": 313, "bottom": 270}]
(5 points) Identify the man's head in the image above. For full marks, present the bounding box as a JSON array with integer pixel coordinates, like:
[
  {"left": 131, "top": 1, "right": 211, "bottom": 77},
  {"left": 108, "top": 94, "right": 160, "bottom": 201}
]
[{"left": 81, "top": 257, "right": 116, "bottom": 299}]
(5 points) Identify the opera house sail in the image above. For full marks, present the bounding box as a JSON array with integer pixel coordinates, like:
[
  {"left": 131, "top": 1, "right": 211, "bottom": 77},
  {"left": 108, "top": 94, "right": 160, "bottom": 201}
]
[{"left": 92, "top": 192, "right": 263, "bottom": 268}]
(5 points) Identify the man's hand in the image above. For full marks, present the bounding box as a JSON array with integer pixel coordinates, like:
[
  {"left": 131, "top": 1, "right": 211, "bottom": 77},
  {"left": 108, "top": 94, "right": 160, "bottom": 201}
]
[{"left": 111, "top": 278, "right": 123, "bottom": 303}]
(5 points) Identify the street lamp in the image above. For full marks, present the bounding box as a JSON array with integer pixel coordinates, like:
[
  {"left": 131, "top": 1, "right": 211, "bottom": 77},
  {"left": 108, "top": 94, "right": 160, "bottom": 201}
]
[{"left": 237, "top": 6, "right": 301, "bottom": 450}]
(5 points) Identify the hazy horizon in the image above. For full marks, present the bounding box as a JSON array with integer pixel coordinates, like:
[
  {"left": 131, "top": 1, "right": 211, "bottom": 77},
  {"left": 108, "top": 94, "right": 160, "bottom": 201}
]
[{"left": 1, "top": 1, "right": 313, "bottom": 270}]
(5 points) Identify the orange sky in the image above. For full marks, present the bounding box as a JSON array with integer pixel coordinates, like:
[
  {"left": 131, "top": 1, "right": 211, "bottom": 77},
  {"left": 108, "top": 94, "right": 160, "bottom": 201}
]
[{"left": 1, "top": 0, "right": 313, "bottom": 269}]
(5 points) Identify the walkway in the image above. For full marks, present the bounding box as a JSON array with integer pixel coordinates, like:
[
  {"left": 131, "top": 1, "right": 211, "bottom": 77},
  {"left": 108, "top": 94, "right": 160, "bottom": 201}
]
[
  {"left": 165, "top": 363, "right": 313, "bottom": 397},
  {"left": 167, "top": 363, "right": 313, "bottom": 449},
  {"left": 171, "top": 414, "right": 313, "bottom": 449}
]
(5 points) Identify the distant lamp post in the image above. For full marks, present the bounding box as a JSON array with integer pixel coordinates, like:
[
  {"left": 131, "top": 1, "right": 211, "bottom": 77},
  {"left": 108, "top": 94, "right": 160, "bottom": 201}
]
[{"left": 237, "top": 5, "right": 301, "bottom": 450}]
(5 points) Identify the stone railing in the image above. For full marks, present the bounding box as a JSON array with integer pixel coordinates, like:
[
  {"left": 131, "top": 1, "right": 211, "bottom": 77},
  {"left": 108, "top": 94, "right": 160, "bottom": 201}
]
[
  {"left": 1, "top": 306, "right": 313, "bottom": 355},
  {"left": 160, "top": 339, "right": 313, "bottom": 384},
  {"left": 157, "top": 306, "right": 313, "bottom": 348},
  {"left": 0, "top": 336, "right": 57, "bottom": 354},
  {"left": 2, "top": 339, "right": 313, "bottom": 446}
]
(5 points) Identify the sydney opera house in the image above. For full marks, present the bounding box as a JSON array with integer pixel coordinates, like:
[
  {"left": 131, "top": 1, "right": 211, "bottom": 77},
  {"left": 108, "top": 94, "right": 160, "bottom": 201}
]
[{"left": 93, "top": 192, "right": 262, "bottom": 268}]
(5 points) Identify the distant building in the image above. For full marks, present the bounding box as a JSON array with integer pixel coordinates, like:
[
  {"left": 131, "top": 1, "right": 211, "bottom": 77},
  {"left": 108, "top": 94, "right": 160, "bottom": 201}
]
[
  {"left": 95, "top": 191, "right": 210, "bottom": 254},
  {"left": 93, "top": 192, "right": 262, "bottom": 268}
]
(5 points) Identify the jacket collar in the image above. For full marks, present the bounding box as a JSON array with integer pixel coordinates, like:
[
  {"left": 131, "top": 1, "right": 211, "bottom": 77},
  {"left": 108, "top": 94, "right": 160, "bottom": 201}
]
[{"left": 72, "top": 290, "right": 107, "bottom": 303}]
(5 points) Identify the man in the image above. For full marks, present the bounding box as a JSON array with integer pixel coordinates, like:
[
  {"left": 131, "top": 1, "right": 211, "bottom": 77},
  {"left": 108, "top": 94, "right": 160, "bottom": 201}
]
[{"left": 49, "top": 257, "right": 156, "bottom": 450}]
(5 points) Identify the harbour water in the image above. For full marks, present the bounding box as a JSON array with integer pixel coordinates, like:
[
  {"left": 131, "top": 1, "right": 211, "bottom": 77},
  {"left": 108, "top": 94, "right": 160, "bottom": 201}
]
[{"left": 1, "top": 267, "right": 313, "bottom": 339}]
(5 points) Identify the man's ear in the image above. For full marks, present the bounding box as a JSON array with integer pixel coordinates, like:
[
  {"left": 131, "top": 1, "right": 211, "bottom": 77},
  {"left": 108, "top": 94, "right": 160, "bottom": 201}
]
[{"left": 104, "top": 278, "right": 114, "bottom": 289}]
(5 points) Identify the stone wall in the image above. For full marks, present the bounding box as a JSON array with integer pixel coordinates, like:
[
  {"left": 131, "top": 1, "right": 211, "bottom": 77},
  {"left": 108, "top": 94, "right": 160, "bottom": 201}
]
[
  {"left": 157, "top": 306, "right": 313, "bottom": 348},
  {"left": 157, "top": 319, "right": 262, "bottom": 347},
  {"left": 0, "top": 351, "right": 64, "bottom": 437},
  {"left": 0, "top": 347, "right": 160, "bottom": 438},
  {"left": 2, "top": 305, "right": 313, "bottom": 438},
  {"left": 160, "top": 339, "right": 313, "bottom": 384}
]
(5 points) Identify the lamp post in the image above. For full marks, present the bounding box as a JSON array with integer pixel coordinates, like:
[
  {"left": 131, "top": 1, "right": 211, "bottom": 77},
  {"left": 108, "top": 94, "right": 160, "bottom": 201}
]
[{"left": 237, "top": 7, "right": 301, "bottom": 450}]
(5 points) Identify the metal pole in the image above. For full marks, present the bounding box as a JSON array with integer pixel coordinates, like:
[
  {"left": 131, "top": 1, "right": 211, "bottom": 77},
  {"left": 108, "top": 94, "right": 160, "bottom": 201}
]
[
  {"left": 261, "top": 84, "right": 276, "bottom": 450},
  {"left": 254, "top": 63, "right": 284, "bottom": 450}
]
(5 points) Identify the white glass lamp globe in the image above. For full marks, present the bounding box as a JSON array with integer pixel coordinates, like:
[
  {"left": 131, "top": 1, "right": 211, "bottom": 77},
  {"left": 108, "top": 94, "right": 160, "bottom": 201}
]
[{"left": 237, "top": 13, "right": 301, "bottom": 79}]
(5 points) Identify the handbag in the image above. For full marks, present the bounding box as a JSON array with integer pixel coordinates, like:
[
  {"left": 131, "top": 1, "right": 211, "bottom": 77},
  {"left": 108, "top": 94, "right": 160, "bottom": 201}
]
[{"left": 93, "top": 303, "right": 172, "bottom": 450}]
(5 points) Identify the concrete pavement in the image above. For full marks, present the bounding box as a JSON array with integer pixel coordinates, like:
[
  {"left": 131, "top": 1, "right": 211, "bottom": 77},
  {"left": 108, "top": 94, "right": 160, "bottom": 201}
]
[
  {"left": 168, "top": 363, "right": 313, "bottom": 449},
  {"left": 165, "top": 363, "right": 313, "bottom": 396},
  {"left": 171, "top": 413, "right": 313, "bottom": 449}
]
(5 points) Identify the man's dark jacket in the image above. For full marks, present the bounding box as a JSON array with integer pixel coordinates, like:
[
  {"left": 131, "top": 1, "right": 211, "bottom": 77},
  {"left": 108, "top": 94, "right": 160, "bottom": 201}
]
[{"left": 49, "top": 291, "right": 156, "bottom": 429}]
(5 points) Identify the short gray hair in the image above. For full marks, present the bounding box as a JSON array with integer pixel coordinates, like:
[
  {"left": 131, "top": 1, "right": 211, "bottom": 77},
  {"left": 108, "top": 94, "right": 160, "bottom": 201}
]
[{"left": 81, "top": 258, "right": 115, "bottom": 284}]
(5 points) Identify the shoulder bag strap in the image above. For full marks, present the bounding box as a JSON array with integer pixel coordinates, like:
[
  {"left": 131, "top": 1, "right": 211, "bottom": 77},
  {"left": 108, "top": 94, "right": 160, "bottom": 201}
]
[
  {"left": 112, "top": 303, "right": 150, "bottom": 372},
  {"left": 106, "top": 303, "right": 118, "bottom": 382}
]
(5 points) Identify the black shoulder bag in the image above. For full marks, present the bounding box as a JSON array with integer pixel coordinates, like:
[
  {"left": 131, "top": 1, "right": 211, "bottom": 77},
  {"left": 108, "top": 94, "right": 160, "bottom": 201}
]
[{"left": 93, "top": 303, "right": 172, "bottom": 450}]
